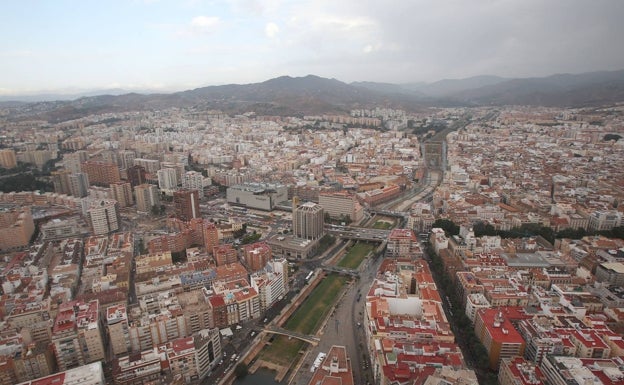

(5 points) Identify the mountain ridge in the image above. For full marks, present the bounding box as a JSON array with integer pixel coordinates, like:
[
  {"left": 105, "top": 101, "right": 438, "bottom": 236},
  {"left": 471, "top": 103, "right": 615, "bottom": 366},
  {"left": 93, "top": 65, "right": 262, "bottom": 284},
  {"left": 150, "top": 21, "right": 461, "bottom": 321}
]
[{"left": 3, "top": 70, "right": 624, "bottom": 122}]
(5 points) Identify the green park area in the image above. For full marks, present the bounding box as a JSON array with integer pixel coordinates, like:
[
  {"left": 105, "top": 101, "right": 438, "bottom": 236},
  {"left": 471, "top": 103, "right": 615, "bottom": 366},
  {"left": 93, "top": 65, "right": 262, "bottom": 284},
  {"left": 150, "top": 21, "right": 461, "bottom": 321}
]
[
  {"left": 372, "top": 220, "right": 393, "bottom": 230},
  {"left": 259, "top": 274, "right": 348, "bottom": 366},
  {"left": 337, "top": 242, "right": 376, "bottom": 269}
]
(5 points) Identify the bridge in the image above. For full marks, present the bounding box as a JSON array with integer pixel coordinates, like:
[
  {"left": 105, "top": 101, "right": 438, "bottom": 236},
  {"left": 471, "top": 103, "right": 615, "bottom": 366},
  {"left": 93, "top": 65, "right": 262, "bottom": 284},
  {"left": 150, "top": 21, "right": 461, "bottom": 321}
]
[
  {"left": 263, "top": 325, "right": 320, "bottom": 346},
  {"left": 326, "top": 230, "right": 387, "bottom": 242},
  {"left": 367, "top": 209, "right": 408, "bottom": 219},
  {"left": 321, "top": 265, "right": 360, "bottom": 277}
]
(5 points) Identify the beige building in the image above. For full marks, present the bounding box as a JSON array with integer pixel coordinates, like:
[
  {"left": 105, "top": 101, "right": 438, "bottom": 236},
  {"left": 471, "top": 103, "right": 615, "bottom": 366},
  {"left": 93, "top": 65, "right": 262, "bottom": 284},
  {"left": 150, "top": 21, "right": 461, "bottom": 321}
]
[
  {"left": 135, "top": 183, "right": 160, "bottom": 213},
  {"left": 0, "top": 207, "right": 34, "bottom": 250},
  {"left": 82, "top": 161, "right": 120, "bottom": 186},
  {"left": 109, "top": 182, "right": 134, "bottom": 208},
  {"left": 51, "top": 300, "right": 105, "bottom": 371},
  {"left": 106, "top": 305, "right": 130, "bottom": 356},
  {"left": 0, "top": 149, "right": 17, "bottom": 169},
  {"left": 319, "top": 191, "right": 363, "bottom": 223}
]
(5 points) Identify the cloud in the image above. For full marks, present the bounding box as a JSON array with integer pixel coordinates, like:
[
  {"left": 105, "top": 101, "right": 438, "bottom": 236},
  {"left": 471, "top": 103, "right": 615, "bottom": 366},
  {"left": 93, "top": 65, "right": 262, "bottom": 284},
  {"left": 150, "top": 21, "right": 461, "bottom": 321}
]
[
  {"left": 191, "top": 16, "right": 220, "bottom": 30},
  {"left": 177, "top": 16, "right": 221, "bottom": 37},
  {"left": 227, "top": 0, "right": 282, "bottom": 16},
  {"left": 265, "top": 22, "right": 279, "bottom": 38},
  {"left": 0, "top": 50, "right": 34, "bottom": 58}
]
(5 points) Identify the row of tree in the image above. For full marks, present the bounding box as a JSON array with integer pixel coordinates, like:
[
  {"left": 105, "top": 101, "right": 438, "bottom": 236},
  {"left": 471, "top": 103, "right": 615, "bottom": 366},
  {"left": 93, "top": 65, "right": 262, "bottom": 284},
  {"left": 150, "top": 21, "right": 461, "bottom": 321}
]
[
  {"left": 432, "top": 219, "right": 624, "bottom": 243},
  {"left": 425, "top": 244, "right": 499, "bottom": 385}
]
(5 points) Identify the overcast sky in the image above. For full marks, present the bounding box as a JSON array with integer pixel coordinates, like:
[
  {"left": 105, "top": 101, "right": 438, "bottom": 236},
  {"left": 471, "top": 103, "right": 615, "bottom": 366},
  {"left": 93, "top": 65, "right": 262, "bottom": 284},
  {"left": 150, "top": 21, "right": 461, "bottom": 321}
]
[{"left": 1, "top": 0, "right": 623, "bottom": 95}]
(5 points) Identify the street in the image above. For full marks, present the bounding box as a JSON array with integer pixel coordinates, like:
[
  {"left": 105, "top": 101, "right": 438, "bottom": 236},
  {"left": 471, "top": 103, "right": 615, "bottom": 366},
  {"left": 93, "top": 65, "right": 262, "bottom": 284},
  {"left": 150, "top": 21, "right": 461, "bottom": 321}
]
[{"left": 291, "top": 254, "right": 382, "bottom": 385}]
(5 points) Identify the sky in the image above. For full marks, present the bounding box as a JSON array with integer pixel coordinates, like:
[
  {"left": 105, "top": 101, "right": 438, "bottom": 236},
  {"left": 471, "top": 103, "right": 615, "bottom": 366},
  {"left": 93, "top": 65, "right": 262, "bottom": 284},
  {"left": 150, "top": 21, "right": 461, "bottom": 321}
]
[{"left": 1, "top": 0, "right": 623, "bottom": 95}]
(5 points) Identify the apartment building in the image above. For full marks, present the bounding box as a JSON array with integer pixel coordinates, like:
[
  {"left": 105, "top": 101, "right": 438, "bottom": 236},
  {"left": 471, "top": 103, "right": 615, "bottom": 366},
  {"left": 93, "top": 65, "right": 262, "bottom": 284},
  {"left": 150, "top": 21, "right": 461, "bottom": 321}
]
[{"left": 474, "top": 308, "right": 526, "bottom": 370}]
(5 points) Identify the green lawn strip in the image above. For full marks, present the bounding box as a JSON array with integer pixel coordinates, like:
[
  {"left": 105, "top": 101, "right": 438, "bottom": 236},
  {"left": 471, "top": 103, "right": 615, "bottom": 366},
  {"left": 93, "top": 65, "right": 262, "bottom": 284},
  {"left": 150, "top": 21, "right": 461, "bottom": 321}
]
[
  {"left": 285, "top": 274, "right": 347, "bottom": 334},
  {"left": 337, "top": 242, "right": 375, "bottom": 269},
  {"left": 259, "top": 336, "right": 304, "bottom": 366},
  {"left": 372, "top": 221, "right": 393, "bottom": 229},
  {"left": 259, "top": 274, "right": 347, "bottom": 367}
]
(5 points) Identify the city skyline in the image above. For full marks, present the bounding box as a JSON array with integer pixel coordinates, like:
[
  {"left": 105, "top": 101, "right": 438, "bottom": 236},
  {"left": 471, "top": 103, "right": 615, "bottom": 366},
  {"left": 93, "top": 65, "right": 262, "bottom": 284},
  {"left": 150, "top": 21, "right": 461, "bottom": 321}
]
[{"left": 1, "top": 0, "right": 624, "bottom": 96}]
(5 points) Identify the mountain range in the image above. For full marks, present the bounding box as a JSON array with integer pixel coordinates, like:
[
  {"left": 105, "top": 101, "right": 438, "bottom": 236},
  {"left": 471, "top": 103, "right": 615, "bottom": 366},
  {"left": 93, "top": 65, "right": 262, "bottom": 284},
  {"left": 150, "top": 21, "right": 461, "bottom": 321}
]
[{"left": 3, "top": 70, "right": 624, "bottom": 121}]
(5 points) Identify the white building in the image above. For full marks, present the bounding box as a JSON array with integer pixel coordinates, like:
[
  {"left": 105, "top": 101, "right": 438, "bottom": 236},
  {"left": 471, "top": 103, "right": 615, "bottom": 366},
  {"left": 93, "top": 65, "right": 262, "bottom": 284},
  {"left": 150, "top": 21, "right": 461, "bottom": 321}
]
[
  {"left": 465, "top": 293, "right": 491, "bottom": 322},
  {"left": 183, "top": 171, "right": 206, "bottom": 198},
  {"left": 17, "top": 362, "right": 105, "bottom": 385},
  {"left": 135, "top": 184, "right": 160, "bottom": 213},
  {"left": 250, "top": 258, "right": 288, "bottom": 311},
  {"left": 158, "top": 168, "right": 178, "bottom": 192},
  {"left": 87, "top": 199, "right": 120, "bottom": 235}
]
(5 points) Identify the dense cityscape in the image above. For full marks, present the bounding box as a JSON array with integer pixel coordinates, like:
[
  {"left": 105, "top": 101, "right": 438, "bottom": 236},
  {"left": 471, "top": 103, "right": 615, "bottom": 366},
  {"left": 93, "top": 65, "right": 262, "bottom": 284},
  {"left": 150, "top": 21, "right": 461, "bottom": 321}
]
[{"left": 0, "top": 98, "right": 622, "bottom": 385}]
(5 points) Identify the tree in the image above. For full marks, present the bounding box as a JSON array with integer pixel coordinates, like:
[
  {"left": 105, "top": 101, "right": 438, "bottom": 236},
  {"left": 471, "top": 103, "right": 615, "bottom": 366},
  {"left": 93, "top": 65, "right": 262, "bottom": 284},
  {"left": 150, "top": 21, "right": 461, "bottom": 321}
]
[
  {"left": 604, "top": 133, "right": 622, "bottom": 142},
  {"left": 432, "top": 219, "right": 460, "bottom": 236},
  {"left": 234, "top": 363, "right": 249, "bottom": 379},
  {"left": 137, "top": 239, "right": 146, "bottom": 255},
  {"left": 556, "top": 227, "right": 587, "bottom": 240},
  {"left": 473, "top": 221, "right": 496, "bottom": 237},
  {"left": 339, "top": 214, "right": 352, "bottom": 225}
]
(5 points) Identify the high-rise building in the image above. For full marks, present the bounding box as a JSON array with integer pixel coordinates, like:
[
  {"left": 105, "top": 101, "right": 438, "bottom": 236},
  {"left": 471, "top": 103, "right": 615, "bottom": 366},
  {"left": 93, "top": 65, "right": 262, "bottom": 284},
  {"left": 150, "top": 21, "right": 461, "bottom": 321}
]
[
  {"left": 126, "top": 165, "right": 146, "bottom": 187},
  {"left": 293, "top": 202, "right": 324, "bottom": 240},
  {"left": 51, "top": 300, "right": 105, "bottom": 371},
  {"left": 64, "top": 150, "right": 89, "bottom": 173},
  {"left": 0, "top": 149, "right": 17, "bottom": 169},
  {"left": 13, "top": 341, "right": 56, "bottom": 383},
  {"left": 135, "top": 184, "right": 160, "bottom": 213},
  {"left": 69, "top": 172, "right": 89, "bottom": 198},
  {"left": 101, "top": 150, "right": 118, "bottom": 166},
  {"left": 161, "top": 162, "right": 185, "bottom": 184},
  {"left": 183, "top": 171, "right": 205, "bottom": 197},
  {"left": 250, "top": 258, "right": 288, "bottom": 311},
  {"left": 51, "top": 170, "right": 72, "bottom": 195},
  {"left": 174, "top": 189, "right": 200, "bottom": 221},
  {"left": 0, "top": 207, "right": 35, "bottom": 251},
  {"left": 133, "top": 158, "right": 160, "bottom": 173},
  {"left": 203, "top": 222, "right": 219, "bottom": 254},
  {"left": 119, "top": 150, "right": 136, "bottom": 170},
  {"left": 106, "top": 305, "right": 130, "bottom": 356},
  {"left": 87, "top": 199, "right": 121, "bottom": 235},
  {"left": 109, "top": 182, "right": 134, "bottom": 208},
  {"left": 243, "top": 242, "right": 272, "bottom": 272},
  {"left": 82, "top": 161, "right": 120, "bottom": 186},
  {"left": 158, "top": 168, "right": 178, "bottom": 191}
]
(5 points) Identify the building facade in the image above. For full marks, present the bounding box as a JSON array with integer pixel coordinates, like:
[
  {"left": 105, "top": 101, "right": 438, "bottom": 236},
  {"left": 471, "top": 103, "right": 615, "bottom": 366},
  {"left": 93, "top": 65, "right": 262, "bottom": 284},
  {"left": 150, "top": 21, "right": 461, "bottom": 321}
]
[
  {"left": 174, "top": 189, "right": 200, "bottom": 221},
  {"left": 293, "top": 202, "right": 324, "bottom": 240},
  {"left": 135, "top": 183, "right": 160, "bottom": 213},
  {"left": 87, "top": 199, "right": 121, "bottom": 235}
]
